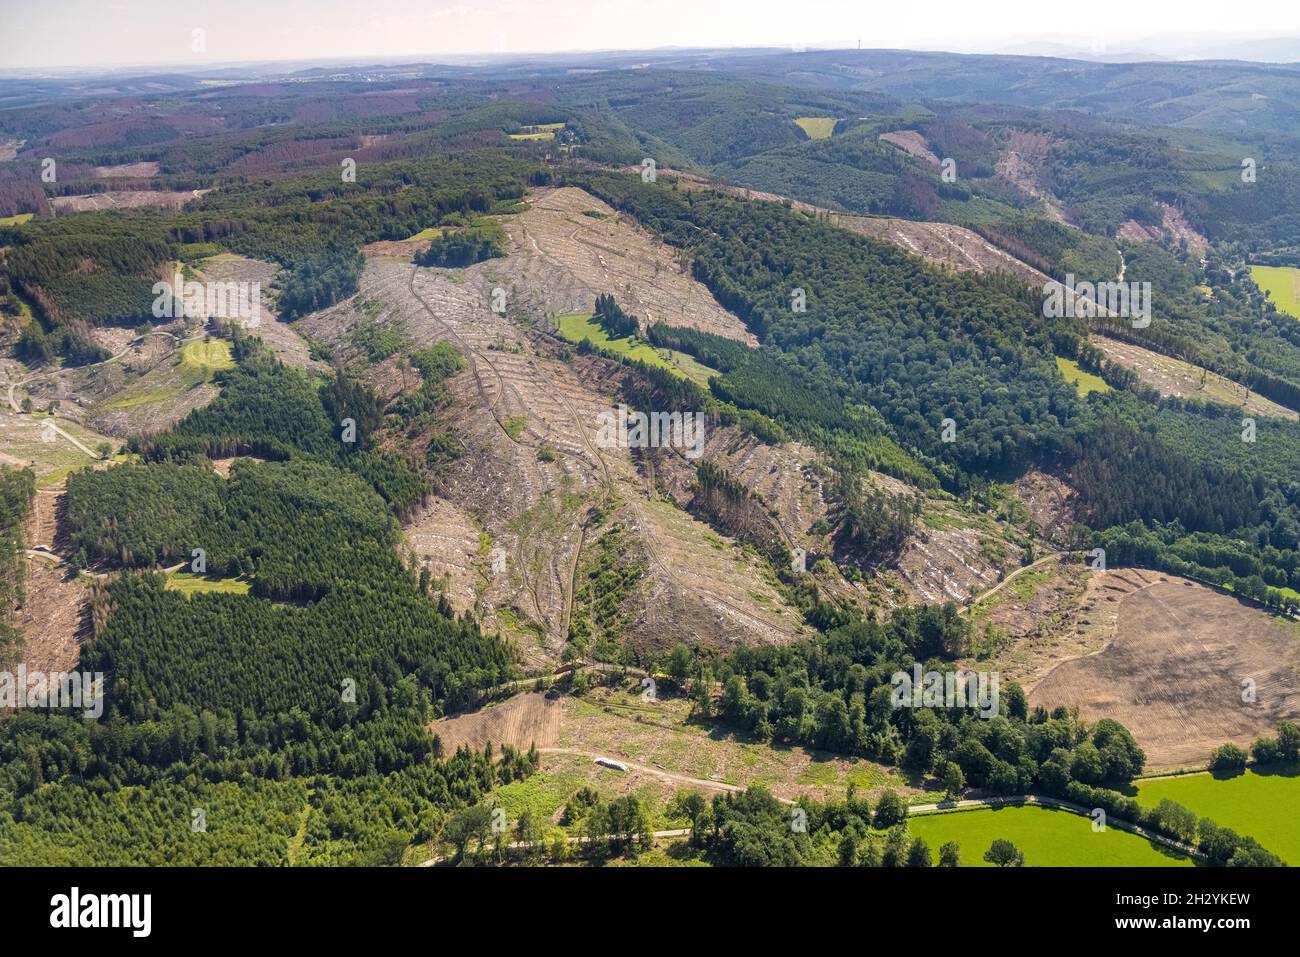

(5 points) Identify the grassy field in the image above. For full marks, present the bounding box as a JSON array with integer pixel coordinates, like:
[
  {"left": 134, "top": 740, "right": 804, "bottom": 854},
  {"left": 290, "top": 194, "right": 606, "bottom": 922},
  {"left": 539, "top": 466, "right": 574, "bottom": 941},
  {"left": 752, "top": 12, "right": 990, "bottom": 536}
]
[
  {"left": 1250, "top": 264, "right": 1300, "bottom": 320},
  {"left": 403, "top": 226, "right": 446, "bottom": 242},
  {"left": 165, "top": 572, "right": 251, "bottom": 597},
  {"left": 795, "top": 117, "right": 837, "bottom": 140},
  {"left": 908, "top": 804, "right": 1194, "bottom": 867},
  {"left": 181, "top": 338, "right": 235, "bottom": 371},
  {"left": 1126, "top": 766, "right": 1300, "bottom": 864},
  {"left": 0, "top": 212, "right": 34, "bottom": 226},
  {"left": 1056, "top": 356, "right": 1111, "bottom": 396},
  {"left": 509, "top": 124, "right": 564, "bottom": 141},
  {"left": 556, "top": 313, "right": 717, "bottom": 386}
]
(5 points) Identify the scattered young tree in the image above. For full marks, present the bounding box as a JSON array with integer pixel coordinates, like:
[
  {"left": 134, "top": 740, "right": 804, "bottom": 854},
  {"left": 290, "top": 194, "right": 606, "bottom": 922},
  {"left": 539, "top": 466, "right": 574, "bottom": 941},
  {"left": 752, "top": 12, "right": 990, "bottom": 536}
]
[{"left": 984, "top": 839, "right": 1024, "bottom": 867}]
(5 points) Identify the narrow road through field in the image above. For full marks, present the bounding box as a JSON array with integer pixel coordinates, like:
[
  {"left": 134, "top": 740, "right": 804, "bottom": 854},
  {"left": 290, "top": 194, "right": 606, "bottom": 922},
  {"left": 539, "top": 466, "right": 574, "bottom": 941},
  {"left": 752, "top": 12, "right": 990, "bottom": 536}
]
[
  {"left": 963, "top": 551, "right": 1065, "bottom": 610},
  {"left": 537, "top": 746, "right": 794, "bottom": 803}
]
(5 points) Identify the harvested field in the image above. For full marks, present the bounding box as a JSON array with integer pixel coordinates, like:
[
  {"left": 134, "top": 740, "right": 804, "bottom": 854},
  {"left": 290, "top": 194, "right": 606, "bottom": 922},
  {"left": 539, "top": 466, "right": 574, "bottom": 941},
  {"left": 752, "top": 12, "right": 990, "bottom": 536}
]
[
  {"left": 1028, "top": 574, "right": 1300, "bottom": 770},
  {"left": 795, "top": 117, "right": 837, "bottom": 140},
  {"left": 909, "top": 804, "right": 1191, "bottom": 867},
  {"left": 835, "top": 214, "right": 1051, "bottom": 285},
  {"left": 1117, "top": 202, "right": 1209, "bottom": 256},
  {"left": 432, "top": 691, "right": 563, "bottom": 754},
  {"left": 301, "top": 250, "right": 799, "bottom": 666},
  {"left": 49, "top": 189, "right": 209, "bottom": 213},
  {"left": 194, "top": 255, "right": 322, "bottom": 371},
  {"left": 500, "top": 186, "right": 755, "bottom": 342},
  {"left": 996, "top": 131, "right": 1069, "bottom": 225},
  {"left": 1250, "top": 263, "right": 1300, "bottom": 320},
  {"left": 1129, "top": 767, "right": 1300, "bottom": 864},
  {"left": 12, "top": 559, "right": 92, "bottom": 675},
  {"left": 93, "top": 161, "right": 160, "bottom": 178},
  {"left": 403, "top": 496, "right": 484, "bottom": 616},
  {"left": 1056, "top": 356, "right": 1110, "bottom": 396},
  {"left": 879, "top": 130, "right": 940, "bottom": 166},
  {"left": 453, "top": 683, "right": 911, "bottom": 816},
  {"left": 1091, "top": 335, "right": 1297, "bottom": 419}
]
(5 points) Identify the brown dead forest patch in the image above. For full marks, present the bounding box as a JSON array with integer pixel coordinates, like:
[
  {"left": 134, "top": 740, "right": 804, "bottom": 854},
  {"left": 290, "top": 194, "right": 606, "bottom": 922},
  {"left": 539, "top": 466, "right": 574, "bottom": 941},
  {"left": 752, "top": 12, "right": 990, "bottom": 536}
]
[
  {"left": 1012, "top": 469, "right": 1077, "bottom": 545},
  {"left": 94, "top": 161, "right": 160, "bottom": 178},
  {"left": 12, "top": 558, "right": 92, "bottom": 674},
  {"left": 996, "top": 131, "right": 1070, "bottom": 226},
  {"left": 1027, "top": 574, "right": 1300, "bottom": 770},
  {"left": 879, "top": 130, "right": 941, "bottom": 166},
  {"left": 1116, "top": 203, "right": 1208, "bottom": 256},
  {"left": 49, "top": 190, "right": 209, "bottom": 213}
]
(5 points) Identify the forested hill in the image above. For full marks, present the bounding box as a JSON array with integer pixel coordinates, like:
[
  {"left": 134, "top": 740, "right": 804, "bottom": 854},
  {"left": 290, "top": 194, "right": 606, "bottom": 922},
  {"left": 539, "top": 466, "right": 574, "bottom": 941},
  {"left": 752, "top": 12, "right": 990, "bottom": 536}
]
[
  {"left": 0, "top": 344, "right": 525, "bottom": 865},
  {"left": 573, "top": 171, "right": 1300, "bottom": 607}
]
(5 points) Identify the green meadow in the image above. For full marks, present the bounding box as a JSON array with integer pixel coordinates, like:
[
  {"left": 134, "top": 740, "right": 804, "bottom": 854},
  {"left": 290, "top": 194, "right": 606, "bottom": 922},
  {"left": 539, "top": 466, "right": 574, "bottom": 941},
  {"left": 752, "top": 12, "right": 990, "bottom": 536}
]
[
  {"left": 1250, "top": 264, "right": 1300, "bottom": 319},
  {"left": 794, "top": 117, "right": 837, "bottom": 140},
  {"left": 1127, "top": 766, "right": 1300, "bottom": 864},
  {"left": 164, "top": 573, "right": 252, "bottom": 596},
  {"left": 1055, "top": 356, "right": 1111, "bottom": 396},
  {"left": 556, "top": 313, "right": 717, "bottom": 387},
  {"left": 908, "top": 804, "right": 1194, "bottom": 867}
]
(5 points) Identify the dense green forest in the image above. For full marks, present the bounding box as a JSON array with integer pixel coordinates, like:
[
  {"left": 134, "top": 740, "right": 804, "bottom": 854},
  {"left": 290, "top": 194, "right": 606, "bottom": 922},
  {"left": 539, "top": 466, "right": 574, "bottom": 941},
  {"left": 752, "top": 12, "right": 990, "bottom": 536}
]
[{"left": 0, "top": 338, "right": 521, "bottom": 864}]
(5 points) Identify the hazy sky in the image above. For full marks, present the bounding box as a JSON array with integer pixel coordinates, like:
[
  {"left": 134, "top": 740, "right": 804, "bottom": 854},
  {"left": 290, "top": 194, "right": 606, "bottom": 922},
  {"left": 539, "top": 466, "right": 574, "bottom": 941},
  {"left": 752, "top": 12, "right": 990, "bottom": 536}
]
[{"left": 2, "top": 0, "right": 1299, "bottom": 70}]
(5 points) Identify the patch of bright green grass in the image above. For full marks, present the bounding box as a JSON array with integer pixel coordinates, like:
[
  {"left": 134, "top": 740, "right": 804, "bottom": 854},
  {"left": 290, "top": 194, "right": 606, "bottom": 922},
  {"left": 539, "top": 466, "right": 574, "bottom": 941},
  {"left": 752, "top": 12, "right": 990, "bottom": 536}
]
[
  {"left": 491, "top": 769, "right": 585, "bottom": 835},
  {"left": 1126, "top": 765, "right": 1300, "bottom": 864},
  {"left": 403, "top": 227, "right": 446, "bottom": 242},
  {"left": 794, "top": 117, "right": 836, "bottom": 140},
  {"left": 556, "top": 313, "right": 717, "bottom": 387},
  {"left": 908, "top": 804, "right": 1194, "bottom": 867},
  {"left": 1056, "top": 356, "right": 1111, "bottom": 396},
  {"left": 165, "top": 573, "right": 251, "bottom": 597},
  {"left": 181, "top": 338, "right": 235, "bottom": 371},
  {"left": 1250, "top": 264, "right": 1300, "bottom": 320},
  {"left": 503, "top": 415, "right": 527, "bottom": 440},
  {"left": 0, "top": 213, "right": 34, "bottom": 226}
]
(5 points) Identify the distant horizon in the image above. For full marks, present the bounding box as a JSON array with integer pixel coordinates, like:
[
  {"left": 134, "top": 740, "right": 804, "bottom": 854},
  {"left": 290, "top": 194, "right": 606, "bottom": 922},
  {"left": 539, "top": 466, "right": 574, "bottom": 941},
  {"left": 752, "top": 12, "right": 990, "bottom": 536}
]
[
  {"left": 4, "top": 36, "right": 1300, "bottom": 81},
  {"left": 1, "top": 0, "right": 1298, "bottom": 72}
]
